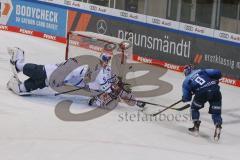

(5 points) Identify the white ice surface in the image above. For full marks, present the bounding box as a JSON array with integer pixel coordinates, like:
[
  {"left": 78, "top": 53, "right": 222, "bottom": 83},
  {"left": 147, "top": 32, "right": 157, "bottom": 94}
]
[{"left": 0, "top": 31, "right": 240, "bottom": 160}]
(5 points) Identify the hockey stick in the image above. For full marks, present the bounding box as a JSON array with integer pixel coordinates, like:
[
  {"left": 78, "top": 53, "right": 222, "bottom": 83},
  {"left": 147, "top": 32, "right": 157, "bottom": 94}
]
[
  {"left": 138, "top": 100, "right": 190, "bottom": 111},
  {"left": 54, "top": 87, "right": 84, "bottom": 96},
  {"left": 149, "top": 100, "right": 183, "bottom": 116},
  {"left": 54, "top": 86, "right": 103, "bottom": 96}
]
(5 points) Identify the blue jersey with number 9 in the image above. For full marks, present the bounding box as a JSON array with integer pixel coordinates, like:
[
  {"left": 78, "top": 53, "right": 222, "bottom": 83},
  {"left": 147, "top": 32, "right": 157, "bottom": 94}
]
[{"left": 182, "top": 69, "right": 222, "bottom": 102}]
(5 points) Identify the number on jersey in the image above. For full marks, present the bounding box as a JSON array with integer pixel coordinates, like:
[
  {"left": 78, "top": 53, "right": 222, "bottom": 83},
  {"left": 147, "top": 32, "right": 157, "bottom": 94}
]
[{"left": 194, "top": 76, "right": 206, "bottom": 85}]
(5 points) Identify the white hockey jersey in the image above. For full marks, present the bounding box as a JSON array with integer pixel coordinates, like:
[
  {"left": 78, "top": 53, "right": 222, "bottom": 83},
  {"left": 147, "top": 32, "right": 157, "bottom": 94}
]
[
  {"left": 88, "top": 65, "right": 115, "bottom": 92},
  {"left": 44, "top": 63, "right": 89, "bottom": 88},
  {"left": 63, "top": 64, "right": 89, "bottom": 88}
]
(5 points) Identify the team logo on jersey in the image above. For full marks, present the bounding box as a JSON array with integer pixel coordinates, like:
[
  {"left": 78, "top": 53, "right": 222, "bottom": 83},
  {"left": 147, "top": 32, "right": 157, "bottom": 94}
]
[
  {"left": 0, "top": 0, "right": 12, "bottom": 24},
  {"left": 97, "top": 19, "right": 107, "bottom": 35}
]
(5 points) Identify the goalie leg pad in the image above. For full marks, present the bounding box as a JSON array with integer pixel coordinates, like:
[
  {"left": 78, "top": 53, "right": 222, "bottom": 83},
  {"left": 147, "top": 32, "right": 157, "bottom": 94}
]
[
  {"left": 119, "top": 91, "right": 136, "bottom": 106},
  {"left": 91, "top": 92, "right": 119, "bottom": 110}
]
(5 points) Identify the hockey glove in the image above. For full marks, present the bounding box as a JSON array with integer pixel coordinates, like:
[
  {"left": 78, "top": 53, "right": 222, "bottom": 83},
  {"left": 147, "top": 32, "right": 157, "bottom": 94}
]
[
  {"left": 181, "top": 96, "right": 191, "bottom": 103},
  {"left": 136, "top": 101, "right": 146, "bottom": 108}
]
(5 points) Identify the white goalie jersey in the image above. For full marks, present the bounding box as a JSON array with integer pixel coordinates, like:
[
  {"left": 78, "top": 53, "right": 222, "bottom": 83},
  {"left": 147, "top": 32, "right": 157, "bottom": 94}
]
[{"left": 88, "top": 65, "right": 114, "bottom": 92}]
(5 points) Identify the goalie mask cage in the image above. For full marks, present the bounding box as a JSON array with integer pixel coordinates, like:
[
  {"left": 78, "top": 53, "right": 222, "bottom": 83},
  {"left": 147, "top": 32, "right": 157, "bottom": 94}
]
[{"left": 65, "top": 31, "right": 133, "bottom": 64}]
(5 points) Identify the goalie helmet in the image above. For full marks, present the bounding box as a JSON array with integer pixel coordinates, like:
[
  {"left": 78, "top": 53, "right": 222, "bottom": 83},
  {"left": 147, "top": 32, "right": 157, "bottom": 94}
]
[
  {"left": 119, "top": 41, "right": 132, "bottom": 50},
  {"left": 183, "top": 64, "right": 193, "bottom": 76}
]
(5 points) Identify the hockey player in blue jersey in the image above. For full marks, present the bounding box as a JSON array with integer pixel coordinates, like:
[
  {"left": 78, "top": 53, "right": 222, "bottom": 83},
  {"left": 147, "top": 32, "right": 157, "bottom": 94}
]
[{"left": 182, "top": 65, "right": 222, "bottom": 141}]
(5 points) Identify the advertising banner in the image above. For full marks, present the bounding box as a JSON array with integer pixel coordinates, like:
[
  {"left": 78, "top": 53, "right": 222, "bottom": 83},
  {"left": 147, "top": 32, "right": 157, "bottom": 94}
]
[
  {"left": 67, "top": 11, "right": 240, "bottom": 81},
  {"left": 0, "top": 0, "right": 67, "bottom": 37},
  {"left": 1, "top": 0, "right": 239, "bottom": 86}
]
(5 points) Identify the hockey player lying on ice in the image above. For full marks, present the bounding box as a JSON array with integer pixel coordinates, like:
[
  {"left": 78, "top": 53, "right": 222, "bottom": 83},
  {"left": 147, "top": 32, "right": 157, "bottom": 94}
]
[{"left": 7, "top": 47, "right": 146, "bottom": 109}]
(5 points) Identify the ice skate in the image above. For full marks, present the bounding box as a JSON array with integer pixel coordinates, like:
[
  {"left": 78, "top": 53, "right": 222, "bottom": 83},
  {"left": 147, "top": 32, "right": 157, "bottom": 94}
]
[
  {"left": 188, "top": 120, "right": 201, "bottom": 136},
  {"left": 7, "top": 76, "right": 21, "bottom": 95},
  {"left": 7, "top": 76, "right": 30, "bottom": 96},
  {"left": 214, "top": 124, "right": 222, "bottom": 141},
  {"left": 7, "top": 47, "right": 25, "bottom": 75}
]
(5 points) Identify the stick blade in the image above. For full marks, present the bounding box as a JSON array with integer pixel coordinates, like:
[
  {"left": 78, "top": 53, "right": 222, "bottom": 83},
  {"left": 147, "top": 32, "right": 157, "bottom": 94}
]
[
  {"left": 175, "top": 104, "right": 191, "bottom": 111},
  {"left": 145, "top": 104, "right": 190, "bottom": 117}
]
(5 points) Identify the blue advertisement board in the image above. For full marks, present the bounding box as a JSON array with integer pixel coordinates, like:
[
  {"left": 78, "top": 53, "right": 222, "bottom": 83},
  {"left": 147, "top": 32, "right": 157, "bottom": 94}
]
[{"left": 5, "top": 0, "right": 67, "bottom": 37}]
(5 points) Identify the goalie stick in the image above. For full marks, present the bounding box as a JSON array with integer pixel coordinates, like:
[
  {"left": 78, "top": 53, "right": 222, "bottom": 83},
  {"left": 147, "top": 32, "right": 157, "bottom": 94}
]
[{"left": 55, "top": 88, "right": 190, "bottom": 112}]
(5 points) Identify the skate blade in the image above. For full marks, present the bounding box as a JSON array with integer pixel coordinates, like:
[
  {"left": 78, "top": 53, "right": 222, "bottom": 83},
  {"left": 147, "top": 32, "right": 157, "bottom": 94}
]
[
  {"left": 8, "top": 86, "right": 31, "bottom": 96},
  {"left": 7, "top": 79, "right": 31, "bottom": 96}
]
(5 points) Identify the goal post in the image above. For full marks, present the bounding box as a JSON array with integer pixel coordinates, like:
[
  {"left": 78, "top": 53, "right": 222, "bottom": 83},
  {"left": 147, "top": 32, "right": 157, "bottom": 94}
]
[{"left": 65, "top": 31, "right": 133, "bottom": 64}]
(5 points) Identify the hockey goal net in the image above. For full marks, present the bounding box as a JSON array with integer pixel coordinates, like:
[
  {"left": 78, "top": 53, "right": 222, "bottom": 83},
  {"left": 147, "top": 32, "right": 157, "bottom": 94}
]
[{"left": 65, "top": 31, "right": 133, "bottom": 63}]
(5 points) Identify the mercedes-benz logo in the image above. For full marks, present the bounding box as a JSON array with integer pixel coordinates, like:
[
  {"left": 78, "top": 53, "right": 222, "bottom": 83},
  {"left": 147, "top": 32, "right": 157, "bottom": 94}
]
[{"left": 97, "top": 19, "right": 107, "bottom": 34}]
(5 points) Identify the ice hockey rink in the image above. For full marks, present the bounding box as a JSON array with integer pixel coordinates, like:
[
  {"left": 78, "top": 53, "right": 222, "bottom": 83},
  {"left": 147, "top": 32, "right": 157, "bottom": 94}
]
[{"left": 0, "top": 31, "right": 240, "bottom": 160}]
